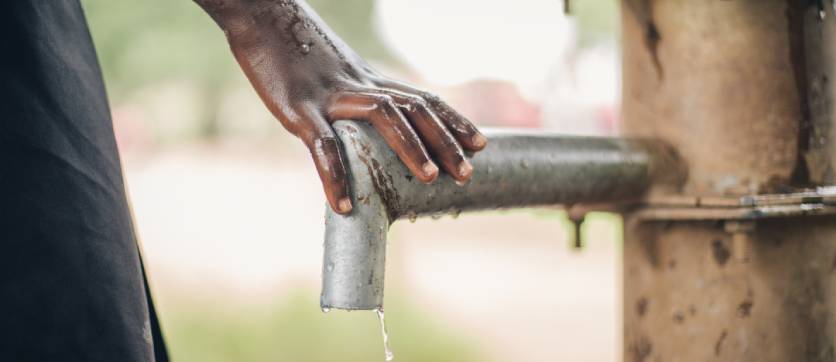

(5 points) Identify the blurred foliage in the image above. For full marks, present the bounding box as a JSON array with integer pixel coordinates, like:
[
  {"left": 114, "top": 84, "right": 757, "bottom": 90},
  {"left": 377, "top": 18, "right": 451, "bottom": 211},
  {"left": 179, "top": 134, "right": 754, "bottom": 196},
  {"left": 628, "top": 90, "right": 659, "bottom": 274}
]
[
  {"left": 81, "top": 0, "right": 395, "bottom": 100},
  {"left": 571, "top": 0, "right": 619, "bottom": 47},
  {"left": 162, "top": 290, "right": 483, "bottom": 362},
  {"left": 306, "top": 0, "right": 395, "bottom": 62}
]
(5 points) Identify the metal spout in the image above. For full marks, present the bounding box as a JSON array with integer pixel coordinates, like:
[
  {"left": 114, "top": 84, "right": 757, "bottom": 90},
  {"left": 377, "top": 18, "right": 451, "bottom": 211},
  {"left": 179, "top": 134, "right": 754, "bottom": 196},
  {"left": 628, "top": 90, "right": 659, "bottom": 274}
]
[{"left": 321, "top": 121, "right": 682, "bottom": 311}]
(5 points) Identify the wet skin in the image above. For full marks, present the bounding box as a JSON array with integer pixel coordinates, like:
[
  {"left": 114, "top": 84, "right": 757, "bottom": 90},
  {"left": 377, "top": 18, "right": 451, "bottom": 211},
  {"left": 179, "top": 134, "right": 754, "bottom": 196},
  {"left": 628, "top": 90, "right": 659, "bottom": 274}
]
[{"left": 195, "top": 0, "right": 487, "bottom": 214}]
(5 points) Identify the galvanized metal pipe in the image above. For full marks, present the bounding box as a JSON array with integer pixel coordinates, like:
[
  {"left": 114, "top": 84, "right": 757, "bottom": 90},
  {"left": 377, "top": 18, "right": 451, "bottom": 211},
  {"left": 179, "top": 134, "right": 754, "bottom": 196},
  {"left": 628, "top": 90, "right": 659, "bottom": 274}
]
[{"left": 321, "top": 120, "right": 681, "bottom": 311}]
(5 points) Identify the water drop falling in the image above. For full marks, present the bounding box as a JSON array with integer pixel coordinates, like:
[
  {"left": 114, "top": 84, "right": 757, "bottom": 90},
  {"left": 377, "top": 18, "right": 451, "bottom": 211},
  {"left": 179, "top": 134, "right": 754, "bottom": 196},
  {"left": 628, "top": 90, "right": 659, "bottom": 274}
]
[{"left": 376, "top": 308, "right": 394, "bottom": 361}]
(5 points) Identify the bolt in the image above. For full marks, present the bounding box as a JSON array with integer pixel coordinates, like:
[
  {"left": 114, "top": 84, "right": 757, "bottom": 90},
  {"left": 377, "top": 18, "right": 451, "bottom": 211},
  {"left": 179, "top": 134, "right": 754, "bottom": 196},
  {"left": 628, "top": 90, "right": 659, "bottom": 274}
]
[
  {"left": 569, "top": 211, "right": 585, "bottom": 250},
  {"left": 724, "top": 221, "right": 756, "bottom": 263}
]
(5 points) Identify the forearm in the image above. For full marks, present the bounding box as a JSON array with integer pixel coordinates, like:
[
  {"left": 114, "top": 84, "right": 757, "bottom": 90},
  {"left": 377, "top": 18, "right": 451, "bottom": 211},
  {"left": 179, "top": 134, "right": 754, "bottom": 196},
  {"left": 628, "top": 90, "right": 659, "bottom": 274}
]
[
  {"left": 193, "top": 0, "right": 255, "bottom": 31},
  {"left": 195, "top": 0, "right": 348, "bottom": 61}
]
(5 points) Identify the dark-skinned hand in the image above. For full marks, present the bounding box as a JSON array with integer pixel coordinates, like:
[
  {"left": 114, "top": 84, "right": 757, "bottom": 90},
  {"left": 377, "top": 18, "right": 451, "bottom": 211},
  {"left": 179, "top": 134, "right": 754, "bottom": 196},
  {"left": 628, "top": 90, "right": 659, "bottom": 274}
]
[{"left": 195, "top": 0, "right": 487, "bottom": 214}]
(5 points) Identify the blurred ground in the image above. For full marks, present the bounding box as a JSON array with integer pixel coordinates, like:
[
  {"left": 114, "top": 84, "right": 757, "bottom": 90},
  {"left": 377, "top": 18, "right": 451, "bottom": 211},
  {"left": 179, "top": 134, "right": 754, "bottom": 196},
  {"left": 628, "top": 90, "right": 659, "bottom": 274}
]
[{"left": 125, "top": 143, "right": 620, "bottom": 361}]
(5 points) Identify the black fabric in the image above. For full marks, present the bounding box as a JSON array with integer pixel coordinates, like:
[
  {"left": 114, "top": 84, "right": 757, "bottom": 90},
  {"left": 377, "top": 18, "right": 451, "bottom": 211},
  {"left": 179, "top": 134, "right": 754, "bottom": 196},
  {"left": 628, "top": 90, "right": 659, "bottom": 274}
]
[{"left": 0, "top": 1, "right": 168, "bottom": 361}]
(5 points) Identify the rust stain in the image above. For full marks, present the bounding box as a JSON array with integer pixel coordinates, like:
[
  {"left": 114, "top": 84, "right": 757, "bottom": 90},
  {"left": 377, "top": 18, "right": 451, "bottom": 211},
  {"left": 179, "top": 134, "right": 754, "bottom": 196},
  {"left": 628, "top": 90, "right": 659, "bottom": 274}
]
[
  {"left": 367, "top": 157, "right": 401, "bottom": 219},
  {"left": 673, "top": 310, "right": 685, "bottom": 324},
  {"left": 712, "top": 239, "right": 730, "bottom": 266},
  {"left": 629, "top": 336, "right": 653, "bottom": 362},
  {"left": 786, "top": 0, "right": 813, "bottom": 186},
  {"left": 347, "top": 132, "right": 402, "bottom": 220},
  {"left": 714, "top": 329, "right": 728, "bottom": 356},
  {"left": 738, "top": 300, "right": 754, "bottom": 318},
  {"left": 637, "top": 297, "right": 648, "bottom": 317},
  {"left": 625, "top": 0, "right": 664, "bottom": 79}
]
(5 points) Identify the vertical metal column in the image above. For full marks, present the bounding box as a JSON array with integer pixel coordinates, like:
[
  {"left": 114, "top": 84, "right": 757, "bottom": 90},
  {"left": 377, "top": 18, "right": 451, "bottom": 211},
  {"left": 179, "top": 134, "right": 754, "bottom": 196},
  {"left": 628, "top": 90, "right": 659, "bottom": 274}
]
[{"left": 621, "top": 1, "right": 836, "bottom": 361}]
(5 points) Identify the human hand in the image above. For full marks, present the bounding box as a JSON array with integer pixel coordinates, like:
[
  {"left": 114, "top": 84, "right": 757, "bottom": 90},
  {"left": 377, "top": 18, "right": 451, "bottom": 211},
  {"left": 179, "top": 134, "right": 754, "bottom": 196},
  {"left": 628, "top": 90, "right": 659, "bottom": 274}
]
[{"left": 196, "top": 0, "right": 487, "bottom": 214}]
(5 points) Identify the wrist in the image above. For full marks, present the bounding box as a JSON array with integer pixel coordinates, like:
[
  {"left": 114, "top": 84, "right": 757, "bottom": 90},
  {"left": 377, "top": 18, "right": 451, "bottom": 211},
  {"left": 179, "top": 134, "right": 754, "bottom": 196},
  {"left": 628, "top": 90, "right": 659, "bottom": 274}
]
[
  {"left": 198, "top": 0, "right": 313, "bottom": 42},
  {"left": 195, "top": 0, "right": 266, "bottom": 37}
]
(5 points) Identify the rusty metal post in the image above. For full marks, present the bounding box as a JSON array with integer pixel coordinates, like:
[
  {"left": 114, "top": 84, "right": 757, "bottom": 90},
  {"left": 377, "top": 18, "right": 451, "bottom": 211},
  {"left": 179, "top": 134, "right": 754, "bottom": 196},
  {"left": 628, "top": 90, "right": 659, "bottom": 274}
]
[{"left": 621, "top": 0, "right": 836, "bottom": 361}]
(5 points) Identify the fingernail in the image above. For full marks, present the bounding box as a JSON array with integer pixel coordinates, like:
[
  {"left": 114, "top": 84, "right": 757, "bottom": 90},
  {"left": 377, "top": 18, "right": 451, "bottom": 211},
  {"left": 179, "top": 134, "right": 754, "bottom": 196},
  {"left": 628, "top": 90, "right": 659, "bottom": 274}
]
[
  {"left": 423, "top": 162, "right": 439, "bottom": 179},
  {"left": 458, "top": 161, "right": 473, "bottom": 178},
  {"left": 472, "top": 134, "right": 487, "bottom": 149},
  {"left": 338, "top": 197, "right": 353, "bottom": 213}
]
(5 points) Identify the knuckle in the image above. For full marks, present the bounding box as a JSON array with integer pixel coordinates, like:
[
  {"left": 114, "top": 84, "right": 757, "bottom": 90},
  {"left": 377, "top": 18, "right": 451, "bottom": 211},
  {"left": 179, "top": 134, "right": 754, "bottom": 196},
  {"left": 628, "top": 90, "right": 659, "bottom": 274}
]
[
  {"left": 403, "top": 95, "right": 429, "bottom": 112},
  {"left": 420, "top": 91, "right": 441, "bottom": 104},
  {"left": 370, "top": 95, "right": 398, "bottom": 116}
]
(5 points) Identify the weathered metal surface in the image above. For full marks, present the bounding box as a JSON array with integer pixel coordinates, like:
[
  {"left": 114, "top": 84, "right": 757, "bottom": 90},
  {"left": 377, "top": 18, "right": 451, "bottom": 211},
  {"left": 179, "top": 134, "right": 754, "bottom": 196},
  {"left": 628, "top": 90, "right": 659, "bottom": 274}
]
[
  {"left": 645, "top": 186, "right": 836, "bottom": 208},
  {"left": 636, "top": 187, "right": 836, "bottom": 221},
  {"left": 623, "top": 0, "right": 806, "bottom": 195},
  {"left": 321, "top": 120, "right": 683, "bottom": 311},
  {"left": 621, "top": 1, "right": 836, "bottom": 361},
  {"left": 623, "top": 217, "right": 836, "bottom": 361}
]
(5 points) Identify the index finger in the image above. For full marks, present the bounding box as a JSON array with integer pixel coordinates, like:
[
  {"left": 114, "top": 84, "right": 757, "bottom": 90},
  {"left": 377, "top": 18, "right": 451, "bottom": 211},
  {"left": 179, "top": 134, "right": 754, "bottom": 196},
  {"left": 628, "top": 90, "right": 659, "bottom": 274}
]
[
  {"left": 300, "top": 123, "right": 353, "bottom": 215},
  {"left": 376, "top": 78, "right": 487, "bottom": 152}
]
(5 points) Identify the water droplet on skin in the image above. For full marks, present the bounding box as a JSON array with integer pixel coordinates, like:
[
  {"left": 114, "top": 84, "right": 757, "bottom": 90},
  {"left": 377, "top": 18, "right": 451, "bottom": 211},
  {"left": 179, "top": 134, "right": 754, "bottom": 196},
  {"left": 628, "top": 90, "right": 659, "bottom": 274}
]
[
  {"left": 400, "top": 103, "right": 415, "bottom": 112},
  {"left": 407, "top": 212, "right": 417, "bottom": 223},
  {"left": 301, "top": 43, "right": 311, "bottom": 54},
  {"left": 376, "top": 308, "right": 394, "bottom": 361},
  {"left": 321, "top": 307, "right": 331, "bottom": 313}
]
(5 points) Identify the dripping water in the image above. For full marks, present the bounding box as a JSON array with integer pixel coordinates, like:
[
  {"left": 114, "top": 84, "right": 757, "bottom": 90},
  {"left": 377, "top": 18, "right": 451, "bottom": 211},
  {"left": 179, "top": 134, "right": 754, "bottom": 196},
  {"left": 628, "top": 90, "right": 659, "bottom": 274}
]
[{"left": 376, "top": 308, "right": 394, "bottom": 361}]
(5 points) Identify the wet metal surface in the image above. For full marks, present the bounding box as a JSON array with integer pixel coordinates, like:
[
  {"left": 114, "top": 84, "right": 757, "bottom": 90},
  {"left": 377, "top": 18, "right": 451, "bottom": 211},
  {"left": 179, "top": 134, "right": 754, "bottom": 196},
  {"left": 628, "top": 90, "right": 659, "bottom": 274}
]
[
  {"left": 321, "top": 120, "right": 682, "bottom": 311},
  {"left": 637, "top": 186, "right": 836, "bottom": 221}
]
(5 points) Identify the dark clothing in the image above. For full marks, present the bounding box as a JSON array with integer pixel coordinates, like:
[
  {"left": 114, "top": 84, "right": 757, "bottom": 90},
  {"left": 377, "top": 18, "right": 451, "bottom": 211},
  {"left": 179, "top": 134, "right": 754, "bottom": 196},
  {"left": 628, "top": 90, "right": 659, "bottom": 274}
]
[{"left": 0, "top": 1, "right": 167, "bottom": 361}]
